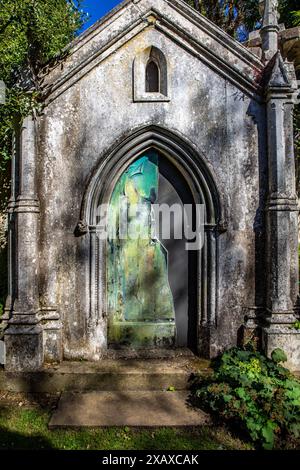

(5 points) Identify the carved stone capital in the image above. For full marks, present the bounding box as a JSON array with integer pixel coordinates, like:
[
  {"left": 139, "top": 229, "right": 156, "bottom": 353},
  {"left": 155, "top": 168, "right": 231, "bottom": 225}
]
[{"left": 74, "top": 220, "right": 89, "bottom": 237}]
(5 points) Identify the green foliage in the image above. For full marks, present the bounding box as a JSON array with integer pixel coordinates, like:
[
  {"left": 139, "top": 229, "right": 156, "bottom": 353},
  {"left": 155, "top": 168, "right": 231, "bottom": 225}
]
[
  {"left": 291, "top": 10, "right": 300, "bottom": 26},
  {"left": 0, "top": 405, "right": 252, "bottom": 450},
  {"left": 291, "top": 321, "right": 300, "bottom": 331},
  {"left": 185, "top": 1, "right": 261, "bottom": 37},
  {"left": 0, "top": 0, "right": 86, "bottom": 82},
  {"left": 185, "top": 0, "right": 300, "bottom": 37},
  {"left": 194, "top": 346, "right": 300, "bottom": 449},
  {"left": 0, "top": 0, "right": 87, "bottom": 169},
  {"left": 271, "top": 348, "right": 288, "bottom": 364},
  {"left": 278, "top": 0, "right": 300, "bottom": 28}
]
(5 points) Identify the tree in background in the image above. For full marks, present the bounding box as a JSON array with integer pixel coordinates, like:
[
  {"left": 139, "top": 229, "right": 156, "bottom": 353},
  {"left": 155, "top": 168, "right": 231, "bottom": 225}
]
[
  {"left": 186, "top": 0, "right": 300, "bottom": 37},
  {"left": 0, "top": 0, "right": 86, "bottom": 168},
  {"left": 278, "top": 0, "right": 300, "bottom": 28},
  {"left": 185, "top": 0, "right": 261, "bottom": 38}
]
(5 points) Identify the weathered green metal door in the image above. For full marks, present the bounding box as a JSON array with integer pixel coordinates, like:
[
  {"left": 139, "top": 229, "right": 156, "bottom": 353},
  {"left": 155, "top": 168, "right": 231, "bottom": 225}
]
[{"left": 107, "top": 150, "right": 176, "bottom": 348}]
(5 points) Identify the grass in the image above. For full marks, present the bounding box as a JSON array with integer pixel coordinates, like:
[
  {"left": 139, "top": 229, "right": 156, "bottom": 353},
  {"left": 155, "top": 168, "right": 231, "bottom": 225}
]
[{"left": 0, "top": 397, "right": 253, "bottom": 450}]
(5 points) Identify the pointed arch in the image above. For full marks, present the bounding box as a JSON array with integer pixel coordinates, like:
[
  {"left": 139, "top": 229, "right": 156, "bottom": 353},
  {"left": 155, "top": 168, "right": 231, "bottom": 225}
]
[{"left": 82, "top": 126, "right": 222, "bottom": 226}]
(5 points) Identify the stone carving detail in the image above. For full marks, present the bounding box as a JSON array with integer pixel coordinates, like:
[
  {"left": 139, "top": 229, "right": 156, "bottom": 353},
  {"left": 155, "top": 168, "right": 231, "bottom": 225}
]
[
  {"left": 216, "top": 221, "right": 228, "bottom": 233},
  {"left": 74, "top": 220, "right": 88, "bottom": 237}
]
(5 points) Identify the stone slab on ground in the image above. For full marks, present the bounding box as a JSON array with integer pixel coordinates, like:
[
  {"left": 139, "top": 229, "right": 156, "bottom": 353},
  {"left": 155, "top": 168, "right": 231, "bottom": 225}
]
[
  {"left": 0, "top": 356, "right": 211, "bottom": 392},
  {"left": 49, "top": 391, "right": 210, "bottom": 428}
]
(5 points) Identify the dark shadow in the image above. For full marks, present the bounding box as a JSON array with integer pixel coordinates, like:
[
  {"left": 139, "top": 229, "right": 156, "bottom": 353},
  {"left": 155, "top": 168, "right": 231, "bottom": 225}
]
[
  {"left": 0, "top": 405, "right": 53, "bottom": 449},
  {"left": 185, "top": 391, "right": 253, "bottom": 449},
  {"left": 0, "top": 426, "right": 53, "bottom": 450},
  {"left": 246, "top": 99, "right": 268, "bottom": 330},
  {"left": 158, "top": 154, "right": 198, "bottom": 352}
]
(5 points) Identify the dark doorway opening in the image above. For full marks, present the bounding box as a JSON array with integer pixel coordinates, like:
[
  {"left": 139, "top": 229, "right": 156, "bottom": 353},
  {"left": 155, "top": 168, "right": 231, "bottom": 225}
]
[{"left": 157, "top": 154, "right": 198, "bottom": 352}]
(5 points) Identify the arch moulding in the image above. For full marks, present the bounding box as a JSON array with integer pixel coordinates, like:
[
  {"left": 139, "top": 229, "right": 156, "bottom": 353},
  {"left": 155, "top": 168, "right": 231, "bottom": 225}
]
[{"left": 79, "top": 125, "right": 225, "bottom": 357}]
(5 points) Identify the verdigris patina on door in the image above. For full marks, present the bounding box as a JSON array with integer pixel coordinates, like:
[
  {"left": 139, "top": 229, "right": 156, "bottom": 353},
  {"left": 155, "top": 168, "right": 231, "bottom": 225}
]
[{"left": 107, "top": 151, "right": 176, "bottom": 348}]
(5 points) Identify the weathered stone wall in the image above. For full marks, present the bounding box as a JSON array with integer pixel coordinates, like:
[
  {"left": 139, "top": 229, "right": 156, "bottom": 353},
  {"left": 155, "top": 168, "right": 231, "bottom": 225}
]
[{"left": 36, "top": 24, "right": 266, "bottom": 360}]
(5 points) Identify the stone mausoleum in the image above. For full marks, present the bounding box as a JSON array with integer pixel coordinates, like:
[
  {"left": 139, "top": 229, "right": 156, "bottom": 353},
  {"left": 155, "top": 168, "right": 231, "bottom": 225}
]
[{"left": 2, "top": 0, "right": 300, "bottom": 371}]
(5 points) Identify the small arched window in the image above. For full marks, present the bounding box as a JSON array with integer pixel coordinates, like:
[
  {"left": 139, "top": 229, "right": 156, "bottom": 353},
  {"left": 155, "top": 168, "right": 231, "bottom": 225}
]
[
  {"left": 133, "top": 46, "right": 169, "bottom": 102},
  {"left": 146, "top": 60, "right": 160, "bottom": 93}
]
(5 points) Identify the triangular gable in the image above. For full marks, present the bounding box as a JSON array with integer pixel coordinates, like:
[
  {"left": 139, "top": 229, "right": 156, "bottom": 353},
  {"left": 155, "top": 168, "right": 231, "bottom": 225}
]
[
  {"left": 41, "top": 0, "right": 264, "bottom": 104},
  {"left": 267, "top": 52, "right": 291, "bottom": 88}
]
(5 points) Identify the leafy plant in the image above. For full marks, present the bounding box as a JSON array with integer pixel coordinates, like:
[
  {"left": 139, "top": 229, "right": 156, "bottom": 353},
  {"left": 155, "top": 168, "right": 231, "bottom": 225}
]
[
  {"left": 291, "top": 321, "right": 300, "bottom": 331},
  {"left": 271, "top": 348, "right": 288, "bottom": 364},
  {"left": 193, "top": 346, "right": 300, "bottom": 449}
]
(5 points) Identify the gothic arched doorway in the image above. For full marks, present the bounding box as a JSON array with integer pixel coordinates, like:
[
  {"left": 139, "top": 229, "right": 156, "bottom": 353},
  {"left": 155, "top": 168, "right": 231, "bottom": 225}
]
[{"left": 81, "top": 126, "right": 221, "bottom": 357}]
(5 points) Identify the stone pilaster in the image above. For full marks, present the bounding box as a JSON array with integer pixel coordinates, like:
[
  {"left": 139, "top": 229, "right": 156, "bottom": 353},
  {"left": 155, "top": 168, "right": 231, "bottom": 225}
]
[
  {"left": 4, "top": 115, "right": 43, "bottom": 371},
  {"left": 2, "top": 121, "right": 18, "bottom": 331},
  {"left": 263, "top": 53, "right": 300, "bottom": 369}
]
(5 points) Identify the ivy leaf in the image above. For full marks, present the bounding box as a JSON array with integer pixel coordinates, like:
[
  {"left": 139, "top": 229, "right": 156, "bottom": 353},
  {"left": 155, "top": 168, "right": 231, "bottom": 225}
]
[
  {"left": 261, "top": 421, "right": 277, "bottom": 450},
  {"left": 271, "top": 349, "right": 287, "bottom": 364},
  {"left": 235, "top": 387, "right": 247, "bottom": 400},
  {"left": 223, "top": 394, "right": 233, "bottom": 402}
]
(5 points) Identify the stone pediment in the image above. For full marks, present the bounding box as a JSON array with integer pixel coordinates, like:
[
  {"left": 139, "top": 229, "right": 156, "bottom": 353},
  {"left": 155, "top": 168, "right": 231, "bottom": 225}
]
[
  {"left": 267, "top": 51, "right": 291, "bottom": 88},
  {"left": 40, "top": 0, "right": 264, "bottom": 104}
]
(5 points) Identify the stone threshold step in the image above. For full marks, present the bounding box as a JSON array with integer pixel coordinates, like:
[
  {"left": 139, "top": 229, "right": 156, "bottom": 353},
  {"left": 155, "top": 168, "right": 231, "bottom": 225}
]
[
  {"left": 49, "top": 391, "right": 211, "bottom": 428},
  {"left": 0, "top": 357, "right": 211, "bottom": 393}
]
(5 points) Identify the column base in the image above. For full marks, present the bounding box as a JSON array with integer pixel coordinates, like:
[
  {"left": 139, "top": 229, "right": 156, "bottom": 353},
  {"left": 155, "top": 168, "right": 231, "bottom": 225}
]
[
  {"left": 262, "top": 325, "right": 300, "bottom": 371},
  {"left": 39, "top": 307, "right": 62, "bottom": 363},
  {"left": 4, "top": 324, "right": 43, "bottom": 371},
  {"left": 43, "top": 323, "right": 62, "bottom": 363},
  {"left": 198, "top": 323, "right": 218, "bottom": 358}
]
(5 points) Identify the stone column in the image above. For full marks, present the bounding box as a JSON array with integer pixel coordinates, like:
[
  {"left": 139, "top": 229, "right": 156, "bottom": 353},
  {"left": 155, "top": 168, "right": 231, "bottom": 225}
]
[
  {"left": 259, "top": 0, "right": 280, "bottom": 62},
  {"left": 263, "top": 53, "right": 300, "bottom": 369},
  {"left": 2, "top": 121, "right": 18, "bottom": 330},
  {"left": 4, "top": 115, "right": 43, "bottom": 371}
]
